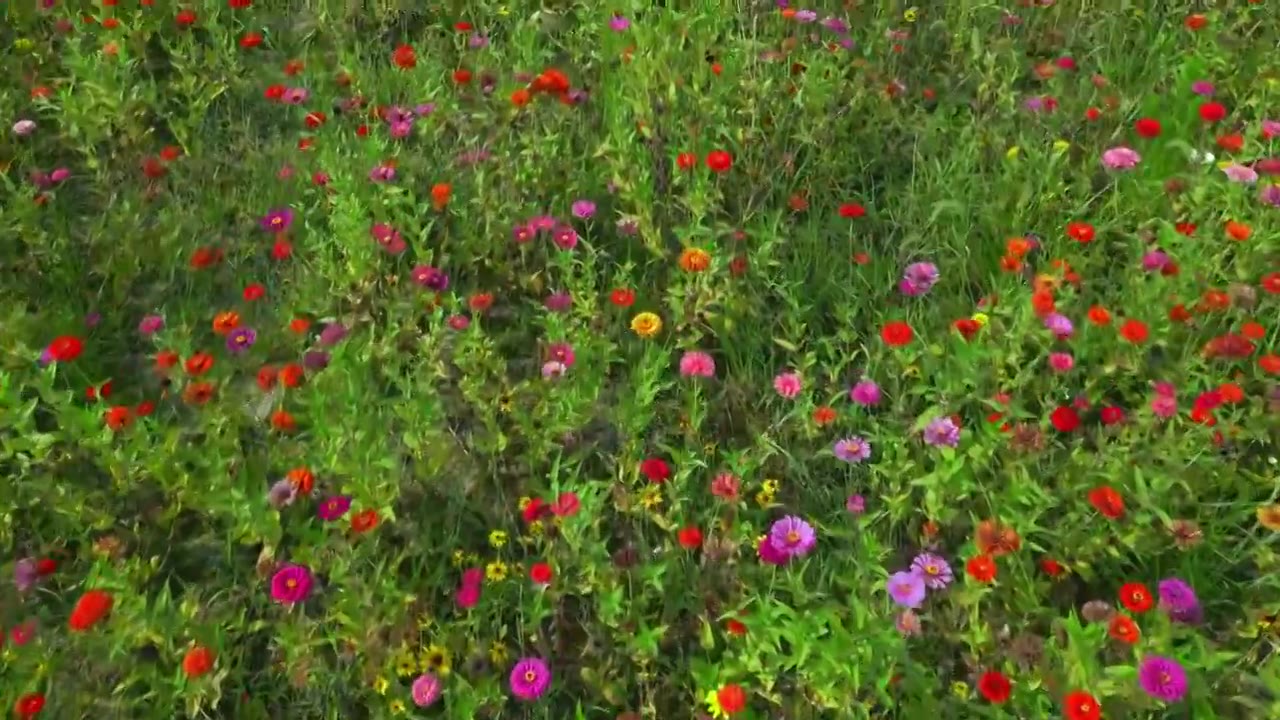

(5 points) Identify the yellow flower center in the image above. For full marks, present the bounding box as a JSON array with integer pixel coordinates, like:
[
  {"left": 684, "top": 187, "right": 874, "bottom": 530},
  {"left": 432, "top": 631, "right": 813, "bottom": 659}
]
[
  {"left": 785, "top": 530, "right": 800, "bottom": 544},
  {"left": 925, "top": 564, "right": 938, "bottom": 575},
  {"left": 286, "top": 578, "right": 297, "bottom": 588},
  {"left": 524, "top": 670, "right": 537, "bottom": 682}
]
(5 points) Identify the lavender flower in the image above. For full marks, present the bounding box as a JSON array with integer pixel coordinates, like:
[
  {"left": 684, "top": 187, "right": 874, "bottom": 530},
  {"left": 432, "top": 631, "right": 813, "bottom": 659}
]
[
  {"left": 1158, "top": 577, "right": 1202, "bottom": 624},
  {"left": 768, "top": 515, "right": 817, "bottom": 559},
  {"left": 887, "top": 571, "right": 926, "bottom": 608},
  {"left": 834, "top": 436, "right": 872, "bottom": 463},
  {"left": 910, "top": 552, "right": 954, "bottom": 590},
  {"left": 226, "top": 327, "right": 257, "bottom": 354},
  {"left": 14, "top": 558, "right": 38, "bottom": 592},
  {"left": 922, "top": 416, "right": 961, "bottom": 448},
  {"left": 570, "top": 199, "right": 596, "bottom": 219}
]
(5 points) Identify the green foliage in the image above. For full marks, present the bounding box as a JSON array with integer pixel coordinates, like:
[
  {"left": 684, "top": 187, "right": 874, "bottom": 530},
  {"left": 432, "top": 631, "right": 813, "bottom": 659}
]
[{"left": 2, "top": 1, "right": 1279, "bottom": 719}]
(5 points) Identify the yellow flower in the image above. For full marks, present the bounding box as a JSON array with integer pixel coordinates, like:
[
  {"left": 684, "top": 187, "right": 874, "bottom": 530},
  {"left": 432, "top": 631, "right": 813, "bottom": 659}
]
[
  {"left": 755, "top": 490, "right": 775, "bottom": 508},
  {"left": 489, "top": 642, "right": 510, "bottom": 665},
  {"left": 951, "top": 681, "right": 969, "bottom": 698},
  {"left": 485, "top": 561, "right": 509, "bottom": 582},
  {"left": 1052, "top": 139, "right": 1070, "bottom": 155},
  {"left": 518, "top": 496, "right": 532, "bottom": 511},
  {"left": 640, "top": 485, "right": 664, "bottom": 510},
  {"left": 373, "top": 676, "right": 390, "bottom": 695},
  {"left": 528, "top": 520, "right": 545, "bottom": 537},
  {"left": 1258, "top": 504, "right": 1280, "bottom": 531},
  {"left": 389, "top": 699, "right": 406, "bottom": 714},
  {"left": 488, "top": 530, "right": 508, "bottom": 548},
  {"left": 450, "top": 549, "right": 466, "bottom": 567},
  {"left": 422, "top": 645, "right": 451, "bottom": 676},
  {"left": 1005, "top": 145, "right": 1020, "bottom": 160},
  {"left": 971, "top": 312, "right": 989, "bottom": 327},
  {"left": 497, "top": 392, "right": 514, "bottom": 413},
  {"left": 14, "top": 38, "right": 34, "bottom": 52},
  {"left": 761, "top": 479, "right": 781, "bottom": 494},
  {"left": 630, "top": 311, "right": 662, "bottom": 338},
  {"left": 705, "top": 689, "right": 728, "bottom": 719},
  {"left": 395, "top": 658, "right": 417, "bottom": 677},
  {"left": 903, "top": 7, "right": 919, "bottom": 22}
]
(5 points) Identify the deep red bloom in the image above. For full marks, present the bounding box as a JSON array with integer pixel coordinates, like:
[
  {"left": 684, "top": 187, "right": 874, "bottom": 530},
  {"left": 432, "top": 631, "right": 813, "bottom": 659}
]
[
  {"left": 1039, "top": 558, "right": 1065, "bottom": 577},
  {"left": 1066, "top": 221, "right": 1095, "bottom": 244},
  {"left": 977, "top": 670, "right": 1012, "bottom": 704},
  {"left": 676, "top": 152, "right": 696, "bottom": 171},
  {"left": 68, "top": 589, "right": 114, "bottom": 631},
  {"left": 1118, "top": 582, "right": 1153, "bottom": 613},
  {"left": 1198, "top": 101, "right": 1227, "bottom": 123},
  {"left": 677, "top": 526, "right": 703, "bottom": 550},
  {"left": 1050, "top": 406, "right": 1079, "bottom": 432},
  {"left": 705, "top": 150, "right": 733, "bottom": 173},
  {"left": 716, "top": 684, "right": 746, "bottom": 715},
  {"left": 1133, "top": 117, "right": 1161, "bottom": 138},
  {"left": 1099, "top": 406, "right": 1125, "bottom": 426},
  {"left": 529, "top": 562, "right": 553, "bottom": 585},
  {"left": 880, "top": 321, "right": 913, "bottom": 347},
  {"left": 838, "top": 202, "right": 866, "bottom": 219},
  {"left": 48, "top": 335, "right": 84, "bottom": 362},
  {"left": 1088, "top": 486, "right": 1125, "bottom": 519},
  {"left": 15, "top": 693, "right": 45, "bottom": 719},
  {"left": 640, "top": 458, "right": 671, "bottom": 483},
  {"left": 242, "top": 283, "right": 265, "bottom": 301},
  {"left": 1063, "top": 690, "right": 1101, "bottom": 720}
]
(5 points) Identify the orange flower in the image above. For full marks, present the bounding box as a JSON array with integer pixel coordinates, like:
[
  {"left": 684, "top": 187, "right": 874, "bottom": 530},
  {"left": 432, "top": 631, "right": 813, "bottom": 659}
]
[
  {"left": 271, "top": 410, "right": 296, "bottom": 432},
  {"left": 812, "top": 406, "right": 836, "bottom": 426},
  {"left": 678, "top": 247, "right": 711, "bottom": 273},
  {"left": 1031, "top": 290, "right": 1056, "bottom": 316},
  {"left": 431, "top": 182, "right": 451, "bottom": 210},
  {"left": 185, "top": 352, "right": 214, "bottom": 376},
  {"left": 286, "top": 468, "right": 314, "bottom": 494},
  {"left": 289, "top": 317, "right": 311, "bottom": 334},
  {"left": 212, "top": 311, "right": 241, "bottom": 335},
  {"left": 966, "top": 554, "right": 997, "bottom": 583},
  {"left": 182, "top": 381, "right": 215, "bottom": 405},
  {"left": 182, "top": 645, "right": 216, "bottom": 678},
  {"left": 278, "top": 363, "right": 305, "bottom": 388},
  {"left": 68, "top": 589, "right": 114, "bottom": 631},
  {"left": 1006, "top": 237, "right": 1031, "bottom": 258},
  {"left": 1225, "top": 220, "right": 1252, "bottom": 241},
  {"left": 1241, "top": 321, "right": 1265, "bottom": 339},
  {"left": 351, "top": 509, "right": 379, "bottom": 533},
  {"left": 975, "top": 519, "right": 1021, "bottom": 557},
  {"left": 1108, "top": 614, "right": 1140, "bottom": 644},
  {"left": 511, "top": 88, "right": 531, "bottom": 106},
  {"left": 1086, "top": 305, "right": 1112, "bottom": 326}
]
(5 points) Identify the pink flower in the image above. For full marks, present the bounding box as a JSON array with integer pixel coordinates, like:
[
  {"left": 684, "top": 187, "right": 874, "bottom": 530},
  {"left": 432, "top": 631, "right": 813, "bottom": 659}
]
[
  {"left": 757, "top": 535, "right": 788, "bottom": 565},
  {"left": 711, "top": 472, "right": 740, "bottom": 500},
  {"left": 773, "top": 371, "right": 802, "bottom": 398},
  {"left": 1048, "top": 352, "right": 1074, "bottom": 373},
  {"left": 679, "top": 351, "right": 716, "bottom": 378},
  {"left": 1151, "top": 393, "right": 1178, "bottom": 419},
  {"left": 1101, "top": 146, "right": 1142, "bottom": 170}
]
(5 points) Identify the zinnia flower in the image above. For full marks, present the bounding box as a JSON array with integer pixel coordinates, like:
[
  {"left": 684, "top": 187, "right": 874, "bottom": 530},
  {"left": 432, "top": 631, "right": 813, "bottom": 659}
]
[
  {"left": 834, "top": 435, "right": 871, "bottom": 463},
  {"left": 887, "top": 571, "right": 927, "bottom": 608},
  {"left": 773, "top": 371, "right": 802, "bottom": 398},
  {"left": 509, "top": 657, "right": 552, "bottom": 700},
  {"left": 411, "top": 673, "right": 442, "bottom": 707},
  {"left": 1101, "top": 146, "right": 1142, "bottom": 170},
  {"left": 270, "top": 563, "right": 313, "bottom": 605},
  {"left": 316, "top": 495, "right": 352, "bottom": 521},
  {"left": 679, "top": 351, "right": 716, "bottom": 378},
  {"left": 849, "top": 379, "right": 881, "bottom": 406},
  {"left": 768, "top": 515, "right": 816, "bottom": 559},
  {"left": 922, "top": 416, "right": 961, "bottom": 447},
  {"left": 910, "top": 552, "right": 954, "bottom": 590},
  {"left": 1137, "top": 655, "right": 1188, "bottom": 702}
]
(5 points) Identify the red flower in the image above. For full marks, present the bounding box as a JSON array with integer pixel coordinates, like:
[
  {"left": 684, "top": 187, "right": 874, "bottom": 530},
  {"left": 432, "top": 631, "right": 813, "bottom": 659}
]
[
  {"left": 838, "top": 202, "right": 866, "bottom": 219},
  {"left": 724, "top": 617, "right": 747, "bottom": 636},
  {"left": 1050, "top": 406, "right": 1079, "bottom": 432},
  {"left": 522, "top": 497, "right": 552, "bottom": 524},
  {"left": 1119, "top": 582, "right": 1153, "bottom": 613},
  {"left": 240, "top": 32, "right": 263, "bottom": 49},
  {"left": 529, "top": 562, "right": 553, "bottom": 585},
  {"left": 175, "top": 9, "right": 197, "bottom": 27},
  {"left": 640, "top": 458, "right": 671, "bottom": 483},
  {"left": 35, "top": 558, "right": 56, "bottom": 576},
  {"left": 1119, "top": 319, "right": 1149, "bottom": 344},
  {"left": 966, "top": 554, "right": 997, "bottom": 583},
  {"left": 68, "top": 589, "right": 114, "bottom": 631},
  {"left": 812, "top": 405, "right": 836, "bottom": 426},
  {"left": 243, "top": 283, "right": 265, "bottom": 301},
  {"left": 609, "top": 288, "right": 636, "bottom": 307},
  {"left": 952, "top": 318, "right": 980, "bottom": 341},
  {"left": 350, "top": 509, "right": 379, "bottom": 533},
  {"left": 676, "top": 152, "right": 696, "bottom": 171},
  {"left": 1099, "top": 406, "right": 1125, "bottom": 426},
  {"left": 1198, "top": 101, "right": 1227, "bottom": 123},
  {"left": 551, "top": 491, "right": 580, "bottom": 518},
  {"left": 1063, "top": 690, "right": 1101, "bottom": 720},
  {"left": 15, "top": 693, "right": 45, "bottom": 719},
  {"left": 1133, "top": 117, "right": 1161, "bottom": 138},
  {"left": 453, "top": 68, "right": 472, "bottom": 85},
  {"left": 716, "top": 684, "right": 746, "bottom": 715},
  {"left": 977, "top": 670, "right": 1012, "bottom": 704},
  {"left": 1039, "top": 558, "right": 1065, "bottom": 577},
  {"left": 1065, "top": 221, "right": 1095, "bottom": 244},
  {"left": 264, "top": 84, "right": 286, "bottom": 101},
  {"left": 182, "top": 645, "right": 216, "bottom": 678},
  {"left": 104, "top": 405, "right": 132, "bottom": 431},
  {"left": 1088, "top": 486, "right": 1125, "bottom": 519},
  {"left": 48, "top": 335, "right": 84, "bottom": 362},
  {"left": 705, "top": 150, "right": 733, "bottom": 173},
  {"left": 880, "top": 320, "right": 914, "bottom": 347},
  {"left": 1184, "top": 13, "right": 1208, "bottom": 30},
  {"left": 1108, "top": 614, "right": 1140, "bottom": 644},
  {"left": 392, "top": 44, "right": 416, "bottom": 69},
  {"left": 677, "top": 526, "right": 703, "bottom": 550}
]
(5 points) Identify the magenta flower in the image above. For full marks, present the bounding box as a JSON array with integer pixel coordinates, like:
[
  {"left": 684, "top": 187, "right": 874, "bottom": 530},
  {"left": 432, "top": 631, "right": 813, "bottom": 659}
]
[
  {"left": 570, "top": 199, "right": 596, "bottom": 218},
  {"left": 768, "top": 515, "right": 816, "bottom": 558},
  {"left": 1138, "top": 655, "right": 1188, "bottom": 702},
  {"left": 922, "top": 416, "right": 960, "bottom": 448},
  {"left": 260, "top": 208, "right": 294, "bottom": 233},
  {"left": 316, "top": 496, "right": 352, "bottom": 521},
  {"left": 909, "top": 552, "right": 953, "bottom": 590},
  {"left": 756, "top": 535, "right": 788, "bottom": 565},
  {"left": 138, "top": 315, "right": 165, "bottom": 336},
  {"left": 834, "top": 435, "right": 871, "bottom": 463},
  {"left": 1101, "top": 146, "right": 1142, "bottom": 170},
  {"left": 773, "top": 371, "right": 802, "bottom": 398},
  {"left": 679, "top": 351, "right": 716, "bottom": 378},
  {"left": 849, "top": 379, "right": 881, "bottom": 406},
  {"left": 411, "top": 673, "right": 442, "bottom": 707},
  {"left": 509, "top": 657, "right": 552, "bottom": 701},
  {"left": 226, "top": 327, "right": 257, "bottom": 354},
  {"left": 270, "top": 564, "right": 313, "bottom": 605}
]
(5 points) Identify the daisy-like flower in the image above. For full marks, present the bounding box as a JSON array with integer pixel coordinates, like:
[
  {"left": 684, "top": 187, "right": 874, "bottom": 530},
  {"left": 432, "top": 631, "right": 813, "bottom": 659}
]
[
  {"left": 768, "top": 515, "right": 816, "bottom": 559},
  {"left": 910, "top": 552, "right": 954, "bottom": 590},
  {"left": 834, "top": 435, "right": 871, "bottom": 463}
]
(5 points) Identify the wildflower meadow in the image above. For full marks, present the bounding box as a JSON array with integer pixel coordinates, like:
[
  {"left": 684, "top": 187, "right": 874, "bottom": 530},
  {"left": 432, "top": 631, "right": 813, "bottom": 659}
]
[{"left": 5, "top": 1, "right": 1280, "bottom": 718}]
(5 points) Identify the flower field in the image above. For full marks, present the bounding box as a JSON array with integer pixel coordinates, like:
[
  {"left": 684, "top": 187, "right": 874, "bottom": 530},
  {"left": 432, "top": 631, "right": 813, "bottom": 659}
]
[{"left": 3, "top": 1, "right": 1280, "bottom": 718}]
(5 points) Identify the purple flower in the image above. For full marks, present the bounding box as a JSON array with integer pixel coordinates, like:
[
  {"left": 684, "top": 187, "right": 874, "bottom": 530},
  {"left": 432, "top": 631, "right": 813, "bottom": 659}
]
[
  {"left": 509, "top": 657, "right": 552, "bottom": 701},
  {"left": 267, "top": 479, "right": 297, "bottom": 509},
  {"left": 542, "top": 361, "right": 567, "bottom": 379},
  {"left": 821, "top": 17, "right": 849, "bottom": 33},
  {"left": 1044, "top": 312, "right": 1074, "bottom": 338},
  {"left": 1259, "top": 184, "right": 1280, "bottom": 208},
  {"left": 570, "top": 199, "right": 596, "bottom": 219},
  {"left": 834, "top": 435, "right": 871, "bottom": 463},
  {"left": 318, "top": 323, "right": 348, "bottom": 347},
  {"left": 303, "top": 351, "right": 331, "bottom": 371},
  {"left": 1137, "top": 655, "right": 1188, "bottom": 702},
  {"left": 910, "top": 552, "right": 953, "bottom": 590},
  {"left": 768, "top": 515, "right": 817, "bottom": 559},
  {"left": 887, "top": 571, "right": 927, "bottom": 608},
  {"left": 468, "top": 34, "right": 489, "bottom": 49},
  {"left": 922, "top": 416, "right": 960, "bottom": 448},
  {"left": 546, "top": 342, "right": 575, "bottom": 367},
  {"left": 544, "top": 292, "right": 572, "bottom": 312},
  {"left": 850, "top": 379, "right": 882, "bottom": 406},
  {"left": 12, "top": 119, "right": 36, "bottom": 136},
  {"left": 899, "top": 262, "right": 940, "bottom": 296},
  {"left": 412, "top": 673, "right": 442, "bottom": 707},
  {"left": 369, "top": 165, "right": 396, "bottom": 182},
  {"left": 14, "top": 558, "right": 38, "bottom": 592},
  {"left": 316, "top": 496, "right": 352, "bottom": 521},
  {"left": 138, "top": 315, "right": 165, "bottom": 335},
  {"left": 757, "top": 536, "right": 788, "bottom": 565},
  {"left": 1158, "top": 577, "right": 1201, "bottom": 623},
  {"left": 1190, "top": 80, "right": 1215, "bottom": 97},
  {"left": 414, "top": 103, "right": 436, "bottom": 117},
  {"left": 270, "top": 563, "right": 314, "bottom": 605},
  {"left": 609, "top": 14, "right": 630, "bottom": 31},
  {"left": 411, "top": 265, "right": 450, "bottom": 291},
  {"left": 260, "top": 208, "right": 294, "bottom": 233},
  {"left": 845, "top": 494, "right": 866, "bottom": 514},
  {"left": 226, "top": 327, "right": 257, "bottom": 354}
]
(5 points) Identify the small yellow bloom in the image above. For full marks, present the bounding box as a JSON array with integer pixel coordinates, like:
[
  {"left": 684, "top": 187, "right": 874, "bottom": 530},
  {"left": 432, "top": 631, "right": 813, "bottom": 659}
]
[
  {"left": 1052, "top": 139, "right": 1070, "bottom": 155},
  {"left": 951, "top": 681, "right": 969, "bottom": 698},
  {"left": 373, "top": 676, "right": 390, "bottom": 695},
  {"left": 485, "top": 561, "right": 509, "bottom": 582},
  {"left": 904, "top": 7, "right": 919, "bottom": 22},
  {"left": 528, "top": 520, "right": 545, "bottom": 537},
  {"left": 971, "top": 312, "right": 989, "bottom": 327},
  {"left": 1005, "top": 145, "right": 1020, "bottom": 160},
  {"left": 450, "top": 549, "right": 466, "bottom": 567},
  {"left": 488, "top": 530, "right": 508, "bottom": 549},
  {"left": 489, "top": 642, "right": 510, "bottom": 665},
  {"left": 15, "top": 38, "right": 34, "bottom": 52},
  {"left": 389, "top": 699, "right": 406, "bottom": 714},
  {"left": 755, "top": 490, "right": 775, "bottom": 507},
  {"left": 395, "top": 658, "right": 416, "bottom": 677},
  {"left": 705, "top": 689, "right": 728, "bottom": 719},
  {"left": 1258, "top": 504, "right": 1280, "bottom": 531},
  {"left": 761, "top": 479, "right": 781, "bottom": 494},
  {"left": 640, "top": 485, "right": 664, "bottom": 510},
  {"left": 518, "top": 496, "right": 532, "bottom": 511},
  {"left": 630, "top": 311, "right": 663, "bottom": 338},
  {"left": 422, "top": 645, "right": 451, "bottom": 675}
]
